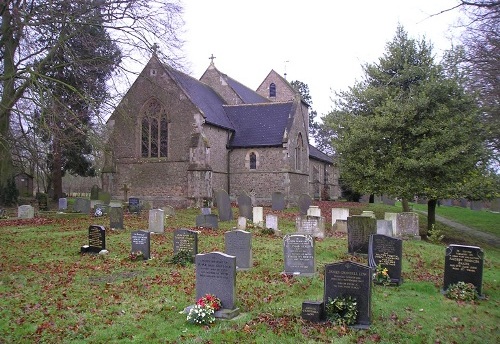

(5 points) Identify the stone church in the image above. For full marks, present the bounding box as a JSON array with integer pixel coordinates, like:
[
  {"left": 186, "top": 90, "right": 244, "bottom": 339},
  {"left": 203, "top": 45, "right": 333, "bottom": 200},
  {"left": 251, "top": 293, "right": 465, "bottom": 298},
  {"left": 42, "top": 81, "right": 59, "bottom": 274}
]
[{"left": 102, "top": 53, "right": 340, "bottom": 207}]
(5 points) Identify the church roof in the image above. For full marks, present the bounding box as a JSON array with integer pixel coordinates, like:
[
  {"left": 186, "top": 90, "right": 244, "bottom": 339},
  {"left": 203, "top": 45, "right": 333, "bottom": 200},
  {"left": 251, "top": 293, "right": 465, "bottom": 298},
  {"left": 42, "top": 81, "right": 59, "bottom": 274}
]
[
  {"left": 309, "top": 145, "right": 333, "bottom": 164},
  {"left": 225, "top": 102, "right": 294, "bottom": 148},
  {"left": 224, "top": 75, "right": 269, "bottom": 104}
]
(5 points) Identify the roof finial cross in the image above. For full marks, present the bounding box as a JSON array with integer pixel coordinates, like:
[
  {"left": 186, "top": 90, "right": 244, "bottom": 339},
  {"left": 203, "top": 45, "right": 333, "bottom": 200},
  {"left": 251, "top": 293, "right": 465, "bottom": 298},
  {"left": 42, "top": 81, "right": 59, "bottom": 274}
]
[
  {"left": 152, "top": 43, "right": 159, "bottom": 54},
  {"left": 209, "top": 54, "right": 216, "bottom": 64}
]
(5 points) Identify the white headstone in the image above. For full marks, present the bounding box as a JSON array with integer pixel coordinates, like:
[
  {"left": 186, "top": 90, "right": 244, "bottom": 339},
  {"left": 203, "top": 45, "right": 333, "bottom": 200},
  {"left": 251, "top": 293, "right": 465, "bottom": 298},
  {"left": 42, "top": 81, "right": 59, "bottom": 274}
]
[
  {"left": 252, "top": 207, "right": 263, "bottom": 226},
  {"left": 265, "top": 214, "right": 278, "bottom": 231},
  {"left": 148, "top": 209, "right": 165, "bottom": 233},
  {"left": 237, "top": 216, "right": 247, "bottom": 230},
  {"left": 331, "top": 208, "right": 349, "bottom": 225},
  {"left": 307, "top": 206, "right": 321, "bottom": 217},
  {"left": 18, "top": 205, "right": 34, "bottom": 219}
]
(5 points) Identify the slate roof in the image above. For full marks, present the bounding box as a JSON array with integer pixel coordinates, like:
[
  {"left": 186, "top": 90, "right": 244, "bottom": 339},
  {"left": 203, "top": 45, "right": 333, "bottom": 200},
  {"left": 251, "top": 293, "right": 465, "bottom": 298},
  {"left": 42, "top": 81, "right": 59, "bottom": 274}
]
[
  {"left": 309, "top": 145, "right": 333, "bottom": 164},
  {"left": 225, "top": 102, "right": 294, "bottom": 148},
  {"left": 224, "top": 75, "right": 269, "bottom": 104}
]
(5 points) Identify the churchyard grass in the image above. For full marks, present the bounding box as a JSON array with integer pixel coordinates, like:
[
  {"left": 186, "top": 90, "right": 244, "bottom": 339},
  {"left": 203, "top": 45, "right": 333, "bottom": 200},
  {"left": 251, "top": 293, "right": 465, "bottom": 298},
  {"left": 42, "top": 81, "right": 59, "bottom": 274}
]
[{"left": 0, "top": 202, "right": 498, "bottom": 343}]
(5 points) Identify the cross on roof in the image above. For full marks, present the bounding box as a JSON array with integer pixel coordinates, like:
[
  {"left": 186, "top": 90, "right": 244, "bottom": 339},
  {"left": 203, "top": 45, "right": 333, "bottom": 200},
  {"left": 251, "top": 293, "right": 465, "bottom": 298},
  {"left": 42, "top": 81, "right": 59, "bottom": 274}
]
[{"left": 209, "top": 54, "right": 216, "bottom": 63}]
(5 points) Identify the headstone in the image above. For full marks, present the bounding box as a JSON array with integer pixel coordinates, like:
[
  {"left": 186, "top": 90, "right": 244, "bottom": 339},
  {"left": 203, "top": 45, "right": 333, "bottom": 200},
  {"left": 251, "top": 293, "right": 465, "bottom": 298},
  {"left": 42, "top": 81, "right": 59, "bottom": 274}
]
[
  {"left": 368, "top": 234, "right": 403, "bottom": 285},
  {"left": 298, "top": 194, "right": 312, "bottom": 215},
  {"left": 443, "top": 244, "right": 484, "bottom": 297},
  {"left": 120, "top": 184, "right": 130, "bottom": 202},
  {"left": 148, "top": 209, "right": 165, "bottom": 233},
  {"left": 237, "top": 216, "right": 247, "bottom": 230},
  {"left": 195, "top": 214, "right": 218, "bottom": 228},
  {"left": 97, "top": 191, "right": 111, "bottom": 205},
  {"left": 490, "top": 198, "right": 500, "bottom": 212},
  {"left": 37, "top": 194, "right": 48, "bottom": 211},
  {"left": 237, "top": 193, "right": 252, "bottom": 220},
  {"left": 441, "top": 199, "right": 453, "bottom": 207},
  {"left": 131, "top": 230, "right": 151, "bottom": 260},
  {"left": 74, "top": 198, "right": 91, "bottom": 214},
  {"left": 109, "top": 200, "right": 122, "bottom": 208},
  {"left": 18, "top": 205, "right": 34, "bottom": 219},
  {"left": 93, "top": 204, "right": 108, "bottom": 217},
  {"left": 201, "top": 207, "right": 211, "bottom": 215},
  {"left": 173, "top": 228, "right": 198, "bottom": 257},
  {"left": 109, "top": 207, "right": 124, "bottom": 229},
  {"left": 58, "top": 198, "right": 68, "bottom": 211},
  {"left": 283, "top": 234, "right": 315, "bottom": 276},
  {"left": 90, "top": 185, "right": 99, "bottom": 200},
  {"left": 335, "top": 220, "right": 348, "bottom": 233},
  {"left": 307, "top": 206, "right": 321, "bottom": 217},
  {"left": 301, "top": 301, "right": 325, "bottom": 323},
  {"left": 347, "top": 216, "right": 376, "bottom": 255},
  {"left": 87, "top": 225, "right": 106, "bottom": 253},
  {"left": 359, "top": 195, "right": 370, "bottom": 203},
  {"left": 296, "top": 215, "right": 325, "bottom": 239},
  {"left": 272, "top": 192, "right": 285, "bottom": 211},
  {"left": 331, "top": 208, "right": 349, "bottom": 225},
  {"left": 215, "top": 189, "right": 233, "bottom": 221},
  {"left": 470, "top": 201, "right": 483, "bottom": 211},
  {"left": 324, "top": 261, "right": 372, "bottom": 328},
  {"left": 265, "top": 214, "right": 278, "bottom": 231},
  {"left": 384, "top": 213, "right": 398, "bottom": 236},
  {"left": 376, "top": 220, "right": 393, "bottom": 236},
  {"left": 252, "top": 207, "right": 264, "bottom": 226},
  {"left": 395, "top": 212, "right": 420, "bottom": 239},
  {"left": 163, "top": 205, "right": 175, "bottom": 217},
  {"left": 128, "top": 197, "right": 140, "bottom": 213},
  {"left": 195, "top": 252, "right": 239, "bottom": 315},
  {"left": 361, "top": 211, "right": 376, "bottom": 218},
  {"left": 225, "top": 230, "right": 252, "bottom": 270},
  {"left": 459, "top": 198, "right": 468, "bottom": 208}
]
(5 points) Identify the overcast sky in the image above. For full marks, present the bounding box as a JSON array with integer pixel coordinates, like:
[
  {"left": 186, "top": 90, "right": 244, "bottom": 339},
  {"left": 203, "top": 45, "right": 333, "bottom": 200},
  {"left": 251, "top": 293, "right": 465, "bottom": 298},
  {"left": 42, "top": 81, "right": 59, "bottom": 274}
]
[{"left": 181, "top": 0, "right": 466, "bottom": 117}]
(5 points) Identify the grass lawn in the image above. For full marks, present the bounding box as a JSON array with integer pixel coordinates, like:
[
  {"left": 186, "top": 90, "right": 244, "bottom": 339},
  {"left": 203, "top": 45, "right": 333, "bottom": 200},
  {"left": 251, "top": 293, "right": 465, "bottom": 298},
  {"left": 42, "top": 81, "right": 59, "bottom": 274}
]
[{"left": 0, "top": 201, "right": 498, "bottom": 343}]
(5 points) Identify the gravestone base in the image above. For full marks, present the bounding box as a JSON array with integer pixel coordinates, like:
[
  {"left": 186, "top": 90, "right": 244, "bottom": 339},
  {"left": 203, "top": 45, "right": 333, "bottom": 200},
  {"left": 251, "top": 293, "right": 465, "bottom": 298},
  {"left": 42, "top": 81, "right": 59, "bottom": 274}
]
[
  {"left": 80, "top": 245, "right": 90, "bottom": 253},
  {"left": 184, "top": 305, "right": 241, "bottom": 320}
]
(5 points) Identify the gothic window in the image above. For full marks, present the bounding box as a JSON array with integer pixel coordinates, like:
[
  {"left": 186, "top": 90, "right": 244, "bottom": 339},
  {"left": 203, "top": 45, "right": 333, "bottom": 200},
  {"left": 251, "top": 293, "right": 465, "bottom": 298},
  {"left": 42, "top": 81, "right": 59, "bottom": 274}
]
[
  {"left": 295, "top": 133, "right": 304, "bottom": 171},
  {"left": 250, "top": 152, "right": 257, "bottom": 169},
  {"left": 246, "top": 150, "right": 259, "bottom": 170},
  {"left": 269, "top": 83, "right": 276, "bottom": 98},
  {"left": 140, "top": 98, "right": 168, "bottom": 158}
]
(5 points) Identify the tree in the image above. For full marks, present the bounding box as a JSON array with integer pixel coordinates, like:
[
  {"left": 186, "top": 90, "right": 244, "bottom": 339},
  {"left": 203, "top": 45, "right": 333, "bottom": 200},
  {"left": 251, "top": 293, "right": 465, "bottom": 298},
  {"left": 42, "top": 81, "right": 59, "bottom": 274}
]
[
  {"left": 323, "top": 26, "right": 488, "bottom": 236},
  {"left": 290, "top": 80, "right": 320, "bottom": 140}
]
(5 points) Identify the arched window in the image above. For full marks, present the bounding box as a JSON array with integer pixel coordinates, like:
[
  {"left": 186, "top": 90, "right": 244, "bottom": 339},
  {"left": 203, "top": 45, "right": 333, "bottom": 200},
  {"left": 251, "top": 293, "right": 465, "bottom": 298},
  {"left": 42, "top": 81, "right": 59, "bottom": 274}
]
[
  {"left": 295, "top": 133, "right": 303, "bottom": 171},
  {"left": 249, "top": 152, "right": 257, "bottom": 169},
  {"left": 269, "top": 83, "right": 276, "bottom": 98},
  {"left": 140, "top": 99, "right": 168, "bottom": 158},
  {"left": 245, "top": 150, "right": 259, "bottom": 170}
]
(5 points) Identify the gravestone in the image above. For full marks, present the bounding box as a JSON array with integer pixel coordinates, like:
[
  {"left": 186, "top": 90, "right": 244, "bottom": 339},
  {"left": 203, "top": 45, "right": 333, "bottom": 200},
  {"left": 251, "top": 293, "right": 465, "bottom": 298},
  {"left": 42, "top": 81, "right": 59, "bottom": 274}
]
[
  {"left": 195, "top": 214, "right": 218, "bottom": 228},
  {"left": 384, "top": 213, "right": 398, "bottom": 236},
  {"left": 163, "top": 205, "right": 175, "bottom": 217},
  {"left": 441, "top": 199, "right": 453, "bottom": 207},
  {"left": 359, "top": 195, "right": 370, "bottom": 203},
  {"left": 109, "top": 207, "right": 124, "bottom": 229},
  {"left": 37, "top": 194, "right": 48, "bottom": 211},
  {"left": 237, "top": 193, "right": 253, "bottom": 220},
  {"left": 331, "top": 208, "right": 349, "bottom": 225},
  {"left": 368, "top": 234, "right": 403, "bottom": 285},
  {"left": 98, "top": 191, "right": 111, "bottom": 205},
  {"left": 90, "top": 185, "right": 100, "bottom": 200},
  {"left": 201, "top": 207, "right": 211, "bottom": 215},
  {"left": 376, "top": 220, "right": 393, "bottom": 236},
  {"left": 173, "top": 229, "right": 198, "bottom": 257},
  {"left": 459, "top": 198, "right": 468, "bottom": 208},
  {"left": 298, "top": 194, "right": 312, "bottom": 215},
  {"left": 283, "top": 234, "right": 315, "bottom": 276},
  {"left": 347, "top": 216, "right": 376, "bottom": 255},
  {"left": 128, "top": 197, "right": 140, "bottom": 213},
  {"left": 307, "top": 206, "right": 321, "bottom": 217},
  {"left": 470, "top": 201, "right": 483, "bottom": 211},
  {"left": 86, "top": 225, "right": 106, "bottom": 254},
  {"left": 215, "top": 189, "right": 233, "bottom": 221},
  {"left": 237, "top": 216, "right": 247, "bottom": 230},
  {"left": 225, "top": 230, "right": 252, "bottom": 270},
  {"left": 361, "top": 211, "right": 375, "bottom": 218},
  {"left": 395, "top": 212, "right": 420, "bottom": 239},
  {"left": 58, "top": 198, "right": 68, "bottom": 211},
  {"left": 490, "top": 198, "right": 500, "bottom": 212},
  {"left": 74, "top": 198, "right": 91, "bottom": 214},
  {"left": 296, "top": 215, "right": 325, "bottom": 239},
  {"left": 265, "top": 214, "right": 278, "bottom": 231},
  {"left": 272, "top": 191, "right": 285, "bottom": 211},
  {"left": 324, "top": 261, "right": 372, "bottom": 328},
  {"left": 131, "top": 230, "right": 151, "bottom": 260},
  {"left": 335, "top": 220, "right": 348, "bottom": 233},
  {"left": 148, "top": 209, "right": 165, "bottom": 233},
  {"left": 18, "top": 205, "right": 34, "bottom": 219},
  {"left": 443, "top": 244, "right": 484, "bottom": 297},
  {"left": 94, "top": 204, "right": 108, "bottom": 217},
  {"left": 252, "top": 207, "right": 264, "bottom": 226},
  {"left": 195, "top": 252, "right": 239, "bottom": 317},
  {"left": 301, "top": 301, "right": 325, "bottom": 323}
]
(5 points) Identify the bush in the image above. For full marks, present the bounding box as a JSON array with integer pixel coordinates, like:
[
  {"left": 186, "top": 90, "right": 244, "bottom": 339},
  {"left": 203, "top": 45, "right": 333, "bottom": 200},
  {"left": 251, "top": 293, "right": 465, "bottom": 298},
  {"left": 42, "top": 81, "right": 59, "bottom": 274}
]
[{"left": 0, "top": 177, "right": 19, "bottom": 206}]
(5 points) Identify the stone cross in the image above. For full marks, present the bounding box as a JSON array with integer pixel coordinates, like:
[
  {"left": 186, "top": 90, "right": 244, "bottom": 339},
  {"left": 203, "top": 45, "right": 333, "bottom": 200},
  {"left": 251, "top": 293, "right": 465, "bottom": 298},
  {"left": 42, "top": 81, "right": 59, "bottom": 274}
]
[
  {"left": 209, "top": 54, "right": 216, "bottom": 63},
  {"left": 120, "top": 184, "right": 130, "bottom": 201}
]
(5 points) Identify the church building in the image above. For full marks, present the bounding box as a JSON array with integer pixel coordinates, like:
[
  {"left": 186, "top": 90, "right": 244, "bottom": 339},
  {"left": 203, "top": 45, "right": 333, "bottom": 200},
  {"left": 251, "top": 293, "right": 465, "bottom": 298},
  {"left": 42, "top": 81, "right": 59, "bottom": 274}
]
[{"left": 102, "top": 53, "right": 340, "bottom": 207}]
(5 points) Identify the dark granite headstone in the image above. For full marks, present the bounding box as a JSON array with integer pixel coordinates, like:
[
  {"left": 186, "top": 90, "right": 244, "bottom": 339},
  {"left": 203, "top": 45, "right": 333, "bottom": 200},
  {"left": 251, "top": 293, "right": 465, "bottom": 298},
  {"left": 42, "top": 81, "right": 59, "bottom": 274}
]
[
  {"left": 128, "top": 197, "right": 140, "bottom": 213},
  {"left": 109, "top": 207, "right": 124, "bottom": 229},
  {"left": 347, "top": 216, "right": 377, "bottom": 255},
  {"left": 302, "top": 301, "right": 325, "bottom": 323},
  {"left": 298, "top": 194, "right": 312, "bottom": 215},
  {"left": 215, "top": 189, "right": 233, "bottom": 221},
  {"left": 131, "top": 230, "right": 150, "bottom": 260},
  {"left": 87, "top": 225, "right": 105, "bottom": 253},
  {"left": 58, "top": 198, "right": 68, "bottom": 211},
  {"left": 324, "top": 261, "right": 372, "bottom": 328},
  {"left": 195, "top": 252, "right": 238, "bottom": 311},
  {"left": 174, "top": 229, "right": 198, "bottom": 257},
  {"left": 90, "top": 185, "right": 99, "bottom": 200},
  {"left": 74, "top": 198, "right": 91, "bottom": 214},
  {"left": 37, "top": 194, "right": 48, "bottom": 211},
  {"left": 443, "top": 244, "right": 484, "bottom": 296},
  {"left": 237, "top": 193, "right": 253, "bottom": 221},
  {"left": 283, "top": 234, "right": 315, "bottom": 276},
  {"left": 98, "top": 191, "right": 111, "bottom": 205},
  {"left": 195, "top": 214, "right": 218, "bottom": 229},
  {"left": 225, "top": 230, "right": 252, "bottom": 270},
  {"left": 368, "top": 234, "right": 402, "bottom": 285},
  {"left": 272, "top": 192, "right": 286, "bottom": 211}
]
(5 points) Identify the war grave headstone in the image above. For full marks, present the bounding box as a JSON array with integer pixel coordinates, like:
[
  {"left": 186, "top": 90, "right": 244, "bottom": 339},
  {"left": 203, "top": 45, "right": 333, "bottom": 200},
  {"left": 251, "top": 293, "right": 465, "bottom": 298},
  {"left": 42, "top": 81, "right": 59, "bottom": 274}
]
[
  {"left": 74, "top": 198, "right": 91, "bottom": 214},
  {"left": 81, "top": 225, "right": 106, "bottom": 254},
  {"left": 265, "top": 214, "right": 278, "bottom": 231},
  {"left": 173, "top": 228, "right": 198, "bottom": 257},
  {"left": 195, "top": 214, "right": 218, "bottom": 228},
  {"left": 301, "top": 300, "right": 325, "bottom": 323},
  {"left": 148, "top": 209, "right": 165, "bottom": 233},
  {"left": 368, "top": 234, "right": 403, "bottom": 285},
  {"left": 163, "top": 205, "right": 175, "bottom": 218},
  {"left": 307, "top": 206, "right": 321, "bottom": 217},
  {"left": 195, "top": 252, "right": 240, "bottom": 318},
  {"left": 225, "top": 230, "right": 252, "bottom": 270},
  {"left": 272, "top": 191, "right": 285, "bottom": 211},
  {"left": 18, "top": 205, "right": 34, "bottom": 219},
  {"left": 443, "top": 244, "right": 484, "bottom": 297},
  {"left": 252, "top": 207, "right": 264, "bottom": 226},
  {"left": 90, "top": 185, "right": 100, "bottom": 200},
  {"left": 215, "top": 189, "right": 233, "bottom": 221},
  {"left": 131, "top": 230, "right": 151, "bottom": 260},
  {"left": 237, "top": 216, "right": 247, "bottom": 230},
  {"left": 128, "top": 197, "right": 140, "bottom": 213},
  {"left": 376, "top": 220, "right": 393, "bottom": 236},
  {"left": 347, "top": 216, "right": 376, "bottom": 255},
  {"left": 298, "top": 194, "right": 312, "bottom": 215},
  {"left": 109, "top": 206, "right": 124, "bottom": 230},
  {"left": 283, "top": 234, "right": 315, "bottom": 276},
  {"left": 296, "top": 215, "right": 325, "bottom": 239},
  {"left": 237, "top": 193, "right": 253, "bottom": 220},
  {"left": 395, "top": 212, "right": 420, "bottom": 239},
  {"left": 324, "top": 261, "right": 372, "bottom": 328},
  {"left": 58, "top": 198, "right": 68, "bottom": 211},
  {"left": 98, "top": 191, "right": 111, "bottom": 205}
]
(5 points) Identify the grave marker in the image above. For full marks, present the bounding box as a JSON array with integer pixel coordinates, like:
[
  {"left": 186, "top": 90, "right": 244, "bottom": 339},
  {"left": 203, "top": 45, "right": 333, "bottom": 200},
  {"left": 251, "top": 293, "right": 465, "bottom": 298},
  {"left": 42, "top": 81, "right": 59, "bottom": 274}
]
[
  {"left": 368, "top": 234, "right": 403, "bottom": 285},
  {"left": 215, "top": 189, "right": 233, "bottom": 221},
  {"left": 109, "top": 207, "right": 124, "bottom": 229},
  {"left": 395, "top": 212, "right": 420, "bottom": 239},
  {"left": 296, "top": 215, "right": 325, "bottom": 239},
  {"left": 225, "top": 230, "right": 252, "bottom": 270},
  {"left": 236, "top": 216, "right": 247, "bottom": 230},
  {"left": 307, "top": 206, "right": 321, "bottom": 217},
  {"left": 347, "top": 216, "right": 376, "bottom": 255},
  {"left": 195, "top": 214, "right": 218, "bottom": 228},
  {"left": 18, "top": 205, "right": 34, "bottom": 219},
  {"left": 128, "top": 197, "right": 140, "bottom": 213},
  {"left": 98, "top": 191, "right": 111, "bottom": 205},
  {"left": 298, "top": 194, "right": 312, "bottom": 215},
  {"left": 74, "top": 198, "right": 91, "bottom": 214},
  {"left": 283, "top": 234, "right": 315, "bottom": 276},
  {"left": 331, "top": 208, "right": 349, "bottom": 225},
  {"left": 272, "top": 192, "right": 285, "bottom": 211},
  {"left": 90, "top": 185, "right": 99, "bottom": 200},
  {"left": 87, "top": 225, "right": 106, "bottom": 254},
  {"left": 237, "top": 193, "right": 252, "bottom": 220},
  {"left": 376, "top": 220, "right": 393, "bottom": 236},
  {"left": 173, "top": 229, "right": 198, "bottom": 257},
  {"left": 301, "top": 301, "right": 325, "bottom": 323},
  {"left": 443, "top": 244, "right": 484, "bottom": 297},
  {"left": 252, "top": 207, "right": 263, "bottom": 226},
  {"left": 58, "top": 198, "right": 68, "bottom": 211},
  {"left": 131, "top": 230, "right": 151, "bottom": 260},
  {"left": 148, "top": 209, "right": 165, "bottom": 233},
  {"left": 265, "top": 214, "right": 278, "bottom": 231}
]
